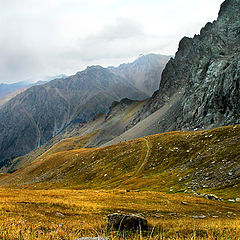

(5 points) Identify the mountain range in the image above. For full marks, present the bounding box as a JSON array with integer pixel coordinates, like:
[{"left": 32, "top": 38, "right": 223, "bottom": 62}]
[
  {"left": 0, "top": 0, "right": 239, "bottom": 178},
  {"left": 0, "top": 75, "right": 67, "bottom": 107},
  {"left": 0, "top": 54, "right": 169, "bottom": 169}
]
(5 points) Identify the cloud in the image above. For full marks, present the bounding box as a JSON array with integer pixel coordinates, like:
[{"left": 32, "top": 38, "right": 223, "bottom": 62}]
[
  {"left": 65, "top": 17, "right": 163, "bottom": 61},
  {"left": 91, "top": 17, "right": 144, "bottom": 40},
  {"left": 0, "top": 0, "right": 224, "bottom": 83}
]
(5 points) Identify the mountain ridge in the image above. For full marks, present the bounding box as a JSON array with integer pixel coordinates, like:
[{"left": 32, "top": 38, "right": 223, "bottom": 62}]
[
  {"left": 108, "top": 54, "right": 171, "bottom": 96},
  {"left": 0, "top": 54, "right": 168, "bottom": 169},
  {"left": 122, "top": 0, "right": 240, "bottom": 137}
]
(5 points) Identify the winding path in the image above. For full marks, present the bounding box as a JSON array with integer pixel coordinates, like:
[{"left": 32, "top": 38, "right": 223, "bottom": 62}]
[{"left": 136, "top": 137, "right": 152, "bottom": 174}]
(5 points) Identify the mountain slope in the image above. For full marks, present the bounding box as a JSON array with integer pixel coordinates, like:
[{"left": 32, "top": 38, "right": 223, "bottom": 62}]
[
  {"left": 0, "top": 82, "right": 28, "bottom": 99},
  {"left": 0, "top": 66, "right": 147, "bottom": 168},
  {"left": 126, "top": 0, "right": 240, "bottom": 135},
  {"left": 2, "top": 98, "right": 146, "bottom": 173},
  {"left": 108, "top": 54, "right": 171, "bottom": 96},
  {"left": 1, "top": 124, "right": 240, "bottom": 200},
  {"left": 0, "top": 87, "right": 27, "bottom": 107}
]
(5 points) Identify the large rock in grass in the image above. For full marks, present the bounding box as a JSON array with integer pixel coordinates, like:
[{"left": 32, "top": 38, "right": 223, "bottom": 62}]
[
  {"left": 107, "top": 213, "right": 148, "bottom": 231},
  {"left": 75, "top": 238, "right": 108, "bottom": 240}
]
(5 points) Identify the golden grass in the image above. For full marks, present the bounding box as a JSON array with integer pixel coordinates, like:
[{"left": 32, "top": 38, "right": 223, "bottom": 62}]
[
  {"left": 0, "top": 188, "right": 240, "bottom": 240},
  {"left": 1, "top": 125, "right": 240, "bottom": 198},
  {"left": 9, "top": 130, "right": 99, "bottom": 172},
  {"left": 1, "top": 125, "right": 240, "bottom": 239}
]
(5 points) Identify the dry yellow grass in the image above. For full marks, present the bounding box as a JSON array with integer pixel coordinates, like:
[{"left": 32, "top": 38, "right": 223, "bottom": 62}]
[
  {"left": 1, "top": 125, "right": 240, "bottom": 198},
  {"left": 0, "top": 188, "right": 240, "bottom": 240},
  {"left": 1, "top": 125, "right": 240, "bottom": 239}
]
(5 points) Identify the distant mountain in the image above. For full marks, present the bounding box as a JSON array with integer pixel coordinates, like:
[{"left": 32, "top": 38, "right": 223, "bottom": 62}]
[
  {"left": 0, "top": 65, "right": 147, "bottom": 168},
  {"left": 0, "top": 88, "right": 28, "bottom": 107},
  {"left": 0, "top": 75, "right": 67, "bottom": 107},
  {"left": 0, "top": 82, "right": 28, "bottom": 99},
  {"left": 24, "top": 0, "right": 240, "bottom": 155},
  {"left": 108, "top": 54, "right": 171, "bottom": 96}
]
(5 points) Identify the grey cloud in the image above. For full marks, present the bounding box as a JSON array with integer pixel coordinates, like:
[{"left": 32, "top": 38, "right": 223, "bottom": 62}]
[
  {"left": 92, "top": 17, "right": 144, "bottom": 40},
  {"left": 0, "top": 0, "right": 222, "bottom": 83},
  {"left": 0, "top": 36, "right": 42, "bottom": 82},
  {"left": 69, "top": 18, "right": 164, "bottom": 61}
]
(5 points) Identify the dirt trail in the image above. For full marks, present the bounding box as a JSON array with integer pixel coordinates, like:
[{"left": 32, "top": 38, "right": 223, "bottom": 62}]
[{"left": 136, "top": 137, "right": 152, "bottom": 174}]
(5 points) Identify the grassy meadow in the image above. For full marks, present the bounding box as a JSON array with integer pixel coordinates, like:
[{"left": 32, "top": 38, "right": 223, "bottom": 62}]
[
  {"left": 0, "top": 125, "right": 240, "bottom": 239},
  {"left": 1, "top": 188, "right": 240, "bottom": 240}
]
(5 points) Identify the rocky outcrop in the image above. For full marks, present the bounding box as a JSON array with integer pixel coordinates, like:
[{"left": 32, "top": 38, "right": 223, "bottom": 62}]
[
  {"left": 0, "top": 66, "right": 147, "bottom": 169},
  {"left": 107, "top": 213, "right": 148, "bottom": 231},
  {"left": 130, "top": 0, "right": 240, "bottom": 132},
  {"left": 75, "top": 238, "right": 108, "bottom": 240}
]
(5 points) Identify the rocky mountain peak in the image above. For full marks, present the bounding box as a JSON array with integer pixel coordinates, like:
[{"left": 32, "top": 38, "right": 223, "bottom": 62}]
[
  {"left": 108, "top": 54, "right": 171, "bottom": 96},
  {"left": 130, "top": 0, "right": 240, "bottom": 132},
  {"left": 85, "top": 65, "right": 106, "bottom": 72},
  {"left": 218, "top": 0, "right": 240, "bottom": 21}
]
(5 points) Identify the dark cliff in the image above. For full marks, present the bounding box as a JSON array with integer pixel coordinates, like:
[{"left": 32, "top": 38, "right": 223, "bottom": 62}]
[{"left": 131, "top": 0, "right": 240, "bottom": 131}]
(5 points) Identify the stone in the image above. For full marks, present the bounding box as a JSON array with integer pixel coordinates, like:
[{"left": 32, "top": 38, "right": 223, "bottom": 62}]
[
  {"left": 55, "top": 212, "right": 64, "bottom": 217},
  {"left": 192, "top": 215, "right": 206, "bottom": 219},
  {"left": 236, "top": 198, "right": 240, "bottom": 202},
  {"left": 204, "top": 194, "right": 220, "bottom": 201},
  {"left": 107, "top": 213, "right": 148, "bottom": 231},
  {"left": 75, "top": 238, "right": 108, "bottom": 240}
]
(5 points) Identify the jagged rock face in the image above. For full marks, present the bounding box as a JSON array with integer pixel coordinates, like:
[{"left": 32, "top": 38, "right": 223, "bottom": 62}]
[
  {"left": 0, "top": 66, "right": 147, "bottom": 167},
  {"left": 108, "top": 54, "right": 171, "bottom": 96},
  {"left": 133, "top": 0, "right": 240, "bottom": 131}
]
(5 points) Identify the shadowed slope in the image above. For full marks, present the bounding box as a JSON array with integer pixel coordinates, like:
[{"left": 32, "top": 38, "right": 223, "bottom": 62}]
[{"left": 0, "top": 66, "right": 147, "bottom": 169}]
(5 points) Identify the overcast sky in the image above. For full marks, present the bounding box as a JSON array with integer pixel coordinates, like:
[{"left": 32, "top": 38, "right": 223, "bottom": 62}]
[{"left": 0, "top": 0, "right": 223, "bottom": 83}]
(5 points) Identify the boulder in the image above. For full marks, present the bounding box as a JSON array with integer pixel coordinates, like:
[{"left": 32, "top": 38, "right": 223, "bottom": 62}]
[
  {"left": 75, "top": 238, "right": 108, "bottom": 240},
  {"left": 204, "top": 194, "right": 221, "bottom": 201},
  {"left": 107, "top": 213, "right": 148, "bottom": 231}
]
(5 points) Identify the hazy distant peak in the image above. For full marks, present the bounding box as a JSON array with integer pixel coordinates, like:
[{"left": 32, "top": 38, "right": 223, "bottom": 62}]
[{"left": 108, "top": 53, "right": 171, "bottom": 96}]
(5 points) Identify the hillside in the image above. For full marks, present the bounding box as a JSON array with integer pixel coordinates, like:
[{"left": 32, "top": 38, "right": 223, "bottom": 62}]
[
  {"left": 1, "top": 124, "right": 240, "bottom": 200},
  {"left": 0, "top": 65, "right": 148, "bottom": 169},
  {"left": 1, "top": 98, "right": 146, "bottom": 173}
]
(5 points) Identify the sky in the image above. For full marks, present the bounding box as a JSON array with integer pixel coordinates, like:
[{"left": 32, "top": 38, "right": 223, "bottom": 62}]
[{"left": 0, "top": 0, "right": 224, "bottom": 83}]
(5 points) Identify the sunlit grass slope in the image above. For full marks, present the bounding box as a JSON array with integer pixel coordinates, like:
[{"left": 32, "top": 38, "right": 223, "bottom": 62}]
[
  {"left": 1, "top": 125, "right": 240, "bottom": 199},
  {"left": 5, "top": 130, "right": 98, "bottom": 173}
]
